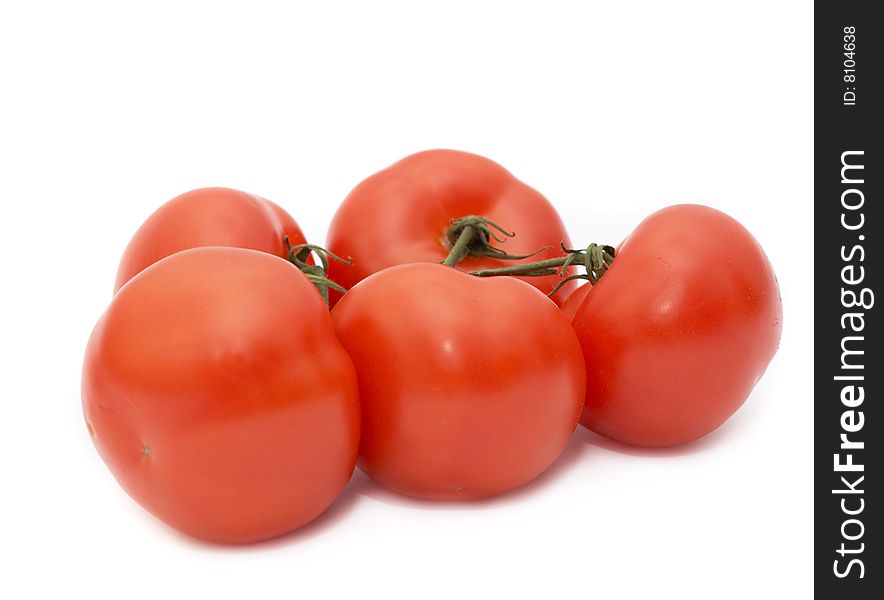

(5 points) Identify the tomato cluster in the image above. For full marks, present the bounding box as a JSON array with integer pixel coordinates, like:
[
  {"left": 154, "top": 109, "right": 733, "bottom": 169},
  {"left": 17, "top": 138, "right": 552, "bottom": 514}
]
[{"left": 83, "top": 150, "right": 782, "bottom": 543}]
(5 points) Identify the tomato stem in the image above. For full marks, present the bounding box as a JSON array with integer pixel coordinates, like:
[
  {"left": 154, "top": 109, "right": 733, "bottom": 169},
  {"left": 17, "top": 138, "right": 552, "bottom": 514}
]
[
  {"left": 283, "top": 237, "right": 351, "bottom": 305},
  {"left": 470, "top": 242, "right": 616, "bottom": 296},
  {"left": 441, "top": 215, "right": 551, "bottom": 267},
  {"left": 441, "top": 220, "right": 478, "bottom": 266}
]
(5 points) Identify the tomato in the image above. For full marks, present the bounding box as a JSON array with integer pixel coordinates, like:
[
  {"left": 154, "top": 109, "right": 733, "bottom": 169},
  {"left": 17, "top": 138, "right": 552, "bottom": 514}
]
[
  {"left": 570, "top": 205, "right": 782, "bottom": 447},
  {"left": 83, "top": 247, "right": 359, "bottom": 543},
  {"left": 560, "top": 283, "right": 591, "bottom": 321},
  {"left": 326, "top": 150, "right": 575, "bottom": 305},
  {"left": 114, "top": 187, "right": 307, "bottom": 292},
  {"left": 331, "top": 263, "right": 585, "bottom": 499}
]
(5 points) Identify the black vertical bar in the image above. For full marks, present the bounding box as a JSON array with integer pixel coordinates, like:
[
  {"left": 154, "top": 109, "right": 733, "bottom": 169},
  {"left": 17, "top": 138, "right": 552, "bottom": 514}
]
[{"left": 815, "top": 1, "right": 881, "bottom": 596}]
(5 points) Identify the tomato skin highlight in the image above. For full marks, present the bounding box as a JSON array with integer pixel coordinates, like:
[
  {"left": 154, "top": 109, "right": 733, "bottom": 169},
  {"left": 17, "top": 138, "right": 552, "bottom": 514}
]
[
  {"left": 331, "top": 263, "right": 586, "bottom": 500},
  {"left": 114, "top": 187, "right": 307, "bottom": 292},
  {"left": 572, "top": 205, "right": 782, "bottom": 447},
  {"left": 326, "top": 149, "right": 575, "bottom": 306},
  {"left": 84, "top": 247, "right": 360, "bottom": 543}
]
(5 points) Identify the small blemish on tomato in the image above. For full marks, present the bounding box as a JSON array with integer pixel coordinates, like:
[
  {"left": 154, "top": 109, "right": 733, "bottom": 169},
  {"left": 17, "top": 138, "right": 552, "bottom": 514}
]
[
  {"left": 86, "top": 421, "right": 95, "bottom": 437},
  {"left": 142, "top": 445, "right": 151, "bottom": 458},
  {"left": 450, "top": 485, "right": 463, "bottom": 491}
]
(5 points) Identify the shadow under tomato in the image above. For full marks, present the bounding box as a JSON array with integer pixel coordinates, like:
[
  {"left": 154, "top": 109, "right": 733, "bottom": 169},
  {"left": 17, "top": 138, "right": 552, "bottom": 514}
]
[
  {"left": 356, "top": 424, "right": 597, "bottom": 512},
  {"left": 166, "top": 372, "right": 778, "bottom": 548}
]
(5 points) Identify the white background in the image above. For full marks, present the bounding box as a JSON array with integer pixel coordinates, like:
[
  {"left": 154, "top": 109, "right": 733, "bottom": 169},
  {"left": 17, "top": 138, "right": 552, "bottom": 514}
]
[{"left": 0, "top": 1, "right": 812, "bottom": 598}]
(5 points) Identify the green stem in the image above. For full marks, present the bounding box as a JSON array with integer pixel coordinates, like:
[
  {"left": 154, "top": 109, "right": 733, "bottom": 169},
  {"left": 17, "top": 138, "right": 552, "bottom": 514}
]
[
  {"left": 441, "top": 215, "right": 551, "bottom": 267},
  {"left": 470, "top": 242, "right": 616, "bottom": 296},
  {"left": 283, "top": 238, "right": 350, "bottom": 306},
  {"left": 441, "top": 224, "right": 477, "bottom": 266}
]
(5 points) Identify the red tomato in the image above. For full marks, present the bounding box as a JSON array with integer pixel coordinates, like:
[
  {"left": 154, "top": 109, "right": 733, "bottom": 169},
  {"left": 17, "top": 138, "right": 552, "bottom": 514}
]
[
  {"left": 83, "top": 247, "right": 359, "bottom": 543},
  {"left": 326, "top": 150, "right": 575, "bottom": 305},
  {"left": 571, "top": 205, "right": 782, "bottom": 447},
  {"left": 114, "top": 187, "right": 307, "bottom": 292},
  {"left": 331, "top": 263, "right": 585, "bottom": 499},
  {"left": 560, "top": 283, "right": 591, "bottom": 321}
]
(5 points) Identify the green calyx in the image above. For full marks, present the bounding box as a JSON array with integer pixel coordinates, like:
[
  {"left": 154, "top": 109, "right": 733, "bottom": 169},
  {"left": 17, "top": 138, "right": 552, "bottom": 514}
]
[
  {"left": 441, "top": 215, "right": 551, "bottom": 267},
  {"left": 283, "top": 237, "right": 351, "bottom": 305}
]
